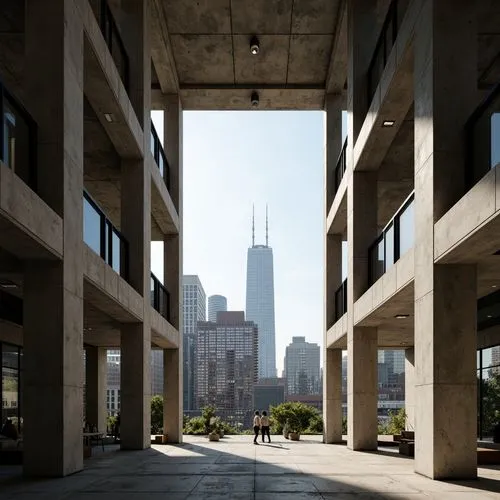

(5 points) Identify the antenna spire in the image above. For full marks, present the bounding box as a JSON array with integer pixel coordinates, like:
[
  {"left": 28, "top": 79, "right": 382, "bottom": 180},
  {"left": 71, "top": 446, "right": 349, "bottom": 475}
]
[
  {"left": 266, "top": 204, "right": 269, "bottom": 247},
  {"left": 252, "top": 204, "right": 255, "bottom": 247}
]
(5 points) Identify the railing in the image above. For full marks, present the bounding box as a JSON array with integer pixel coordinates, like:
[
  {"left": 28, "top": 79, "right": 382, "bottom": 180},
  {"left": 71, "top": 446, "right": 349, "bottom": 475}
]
[
  {"left": 83, "top": 191, "right": 129, "bottom": 280},
  {"left": 465, "top": 83, "right": 500, "bottom": 190},
  {"left": 334, "top": 138, "right": 348, "bottom": 196},
  {"left": 0, "top": 83, "right": 37, "bottom": 190},
  {"left": 93, "top": 0, "right": 129, "bottom": 92},
  {"left": 151, "top": 121, "right": 171, "bottom": 191},
  {"left": 367, "top": 0, "right": 400, "bottom": 105},
  {"left": 334, "top": 279, "right": 348, "bottom": 322},
  {"left": 368, "top": 192, "right": 414, "bottom": 285},
  {"left": 150, "top": 272, "right": 171, "bottom": 322}
]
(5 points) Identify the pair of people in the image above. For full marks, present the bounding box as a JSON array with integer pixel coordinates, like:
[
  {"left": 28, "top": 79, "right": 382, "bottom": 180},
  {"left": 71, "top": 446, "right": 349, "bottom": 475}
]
[{"left": 253, "top": 410, "right": 271, "bottom": 444}]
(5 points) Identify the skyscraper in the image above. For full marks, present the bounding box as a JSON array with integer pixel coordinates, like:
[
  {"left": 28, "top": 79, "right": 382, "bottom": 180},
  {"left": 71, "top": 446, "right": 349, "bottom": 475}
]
[
  {"left": 208, "top": 295, "right": 227, "bottom": 322},
  {"left": 246, "top": 206, "right": 276, "bottom": 378},
  {"left": 284, "top": 337, "right": 321, "bottom": 396},
  {"left": 196, "top": 311, "right": 258, "bottom": 426},
  {"left": 183, "top": 275, "right": 206, "bottom": 411}
]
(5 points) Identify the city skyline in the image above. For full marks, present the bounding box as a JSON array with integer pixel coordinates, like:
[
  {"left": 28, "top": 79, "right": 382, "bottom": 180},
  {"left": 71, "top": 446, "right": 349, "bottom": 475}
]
[{"left": 151, "top": 111, "right": 324, "bottom": 374}]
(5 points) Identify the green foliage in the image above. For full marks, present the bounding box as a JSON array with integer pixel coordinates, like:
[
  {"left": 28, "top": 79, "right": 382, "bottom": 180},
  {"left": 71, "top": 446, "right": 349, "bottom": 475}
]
[
  {"left": 107, "top": 415, "right": 117, "bottom": 433},
  {"left": 183, "top": 416, "right": 206, "bottom": 435},
  {"left": 201, "top": 406, "right": 217, "bottom": 434},
  {"left": 151, "top": 395, "right": 163, "bottom": 434},
  {"left": 271, "top": 402, "right": 320, "bottom": 434},
  {"left": 304, "top": 413, "right": 324, "bottom": 434},
  {"left": 480, "top": 372, "right": 500, "bottom": 435},
  {"left": 342, "top": 416, "right": 347, "bottom": 435},
  {"left": 377, "top": 409, "right": 407, "bottom": 435}
]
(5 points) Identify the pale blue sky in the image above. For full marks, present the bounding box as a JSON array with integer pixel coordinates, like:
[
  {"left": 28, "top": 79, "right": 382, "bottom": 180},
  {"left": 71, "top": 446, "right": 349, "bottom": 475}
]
[{"left": 152, "top": 110, "right": 326, "bottom": 374}]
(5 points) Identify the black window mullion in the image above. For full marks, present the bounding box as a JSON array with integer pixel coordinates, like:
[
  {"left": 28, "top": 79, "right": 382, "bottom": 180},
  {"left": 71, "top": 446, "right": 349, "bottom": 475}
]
[
  {"left": 99, "top": 213, "right": 106, "bottom": 260},
  {"left": 0, "top": 84, "right": 4, "bottom": 164}
]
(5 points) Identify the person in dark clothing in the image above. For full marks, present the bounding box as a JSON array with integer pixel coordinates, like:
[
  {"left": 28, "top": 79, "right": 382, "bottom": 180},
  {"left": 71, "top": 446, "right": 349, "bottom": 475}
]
[
  {"left": 253, "top": 411, "right": 261, "bottom": 444},
  {"left": 260, "top": 411, "right": 271, "bottom": 443},
  {"left": 1, "top": 419, "right": 18, "bottom": 440}
]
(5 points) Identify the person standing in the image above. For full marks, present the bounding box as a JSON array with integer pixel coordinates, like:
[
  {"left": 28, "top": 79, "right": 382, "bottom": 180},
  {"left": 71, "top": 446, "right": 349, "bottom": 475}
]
[
  {"left": 253, "top": 411, "right": 261, "bottom": 444},
  {"left": 260, "top": 411, "right": 271, "bottom": 443}
]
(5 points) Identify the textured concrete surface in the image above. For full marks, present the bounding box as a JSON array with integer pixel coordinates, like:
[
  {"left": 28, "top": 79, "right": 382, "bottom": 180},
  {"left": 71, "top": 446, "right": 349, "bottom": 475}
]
[{"left": 1, "top": 436, "right": 499, "bottom": 498}]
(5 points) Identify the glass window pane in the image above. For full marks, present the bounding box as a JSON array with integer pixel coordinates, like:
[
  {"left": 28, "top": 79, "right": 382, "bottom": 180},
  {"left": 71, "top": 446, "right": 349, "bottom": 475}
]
[
  {"left": 151, "top": 278, "right": 155, "bottom": 307},
  {"left": 83, "top": 198, "right": 102, "bottom": 255},
  {"left": 480, "top": 367, "right": 500, "bottom": 439},
  {"left": 158, "top": 150, "right": 165, "bottom": 178},
  {"left": 385, "top": 223, "right": 394, "bottom": 269},
  {"left": 370, "top": 237, "right": 384, "bottom": 284},
  {"left": 151, "top": 131, "right": 156, "bottom": 157},
  {"left": 105, "top": 220, "right": 112, "bottom": 264},
  {"left": 112, "top": 230, "right": 121, "bottom": 274},
  {"left": 482, "top": 347, "right": 500, "bottom": 369},
  {"left": 3, "top": 100, "right": 16, "bottom": 169},
  {"left": 2, "top": 345, "right": 19, "bottom": 430},
  {"left": 399, "top": 199, "right": 415, "bottom": 256},
  {"left": 491, "top": 112, "right": 500, "bottom": 169}
]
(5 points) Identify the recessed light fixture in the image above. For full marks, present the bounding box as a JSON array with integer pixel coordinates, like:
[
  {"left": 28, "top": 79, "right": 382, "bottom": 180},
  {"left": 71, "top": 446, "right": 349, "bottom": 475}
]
[
  {"left": 250, "top": 36, "right": 260, "bottom": 55},
  {"left": 0, "top": 280, "right": 17, "bottom": 289},
  {"left": 382, "top": 120, "right": 395, "bottom": 127},
  {"left": 395, "top": 314, "right": 409, "bottom": 319},
  {"left": 104, "top": 113, "right": 114, "bottom": 123},
  {"left": 492, "top": 285, "right": 497, "bottom": 288},
  {"left": 251, "top": 91, "right": 259, "bottom": 108},
  {"left": 400, "top": 342, "right": 407, "bottom": 346},
  {"left": 487, "top": 315, "right": 493, "bottom": 319}
]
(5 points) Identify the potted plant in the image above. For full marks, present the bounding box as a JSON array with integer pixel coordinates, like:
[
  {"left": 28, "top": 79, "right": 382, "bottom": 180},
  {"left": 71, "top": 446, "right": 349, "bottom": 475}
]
[
  {"left": 288, "top": 415, "right": 303, "bottom": 441},
  {"left": 208, "top": 430, "right": 220, "bottom": 441}
]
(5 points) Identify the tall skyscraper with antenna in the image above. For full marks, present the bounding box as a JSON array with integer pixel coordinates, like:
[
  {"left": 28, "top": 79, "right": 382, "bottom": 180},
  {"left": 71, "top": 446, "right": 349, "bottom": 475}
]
[{"left": 246, "top": 205, "right": 277, "bottom": 378}]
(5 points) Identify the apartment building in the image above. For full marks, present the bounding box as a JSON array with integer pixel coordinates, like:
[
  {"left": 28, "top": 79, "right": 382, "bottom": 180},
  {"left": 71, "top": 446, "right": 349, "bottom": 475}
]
[
  {"left": 284, "top": 336, "right": 321, "bottom": 396},
  {"left": 325, "top": 0, "right": 500, "bottom": 481},
  {"left": 0, "top": 0, "right": 181, "bottom": 477}
]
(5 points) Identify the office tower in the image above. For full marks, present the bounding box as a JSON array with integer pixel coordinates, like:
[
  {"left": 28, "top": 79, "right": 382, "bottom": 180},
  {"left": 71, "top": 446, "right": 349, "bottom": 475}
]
[
  {"left": 196, "top": 311, "right": 258, "bottom": 426},
  {"left": 284, "top": 337, "right": 321, "bottom": 396},
  {"left": 246, "top": 206, "right": 276, "bottom": 378},
  {"left": 208, "top": 294, "right": 228, "bottom": 322},
  {"left": 254, "top": 377, "right": 285, "bottom": 415},
  {"left": 183, "top": 275, "right": 206, "bottom": 411}
]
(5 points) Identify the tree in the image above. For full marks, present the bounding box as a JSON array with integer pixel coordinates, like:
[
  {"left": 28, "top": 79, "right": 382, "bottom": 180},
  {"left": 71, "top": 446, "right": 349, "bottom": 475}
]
[
  {"left": 271, "top": 402, "right": 319, "bottom": 434},
  {"left": 151, "top": 395, "right": 163, "bottom": 434}
]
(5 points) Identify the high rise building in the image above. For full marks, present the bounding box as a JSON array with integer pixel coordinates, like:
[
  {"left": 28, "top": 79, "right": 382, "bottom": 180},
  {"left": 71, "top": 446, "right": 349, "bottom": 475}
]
[
  {"left": 284, "top": 337, "right": 321, "bottom": 396},
  {"left": 196, "top": 311, "right": 258, "bottom": 426},
  {"left": 246, "top": 207, "right": 276, "bottom": 378},
  {"left": 183, "top": 275, "right": 206, "bottom": 411},
  {"left": 208, "top": 295, "right": 227, "bottom": 322}
]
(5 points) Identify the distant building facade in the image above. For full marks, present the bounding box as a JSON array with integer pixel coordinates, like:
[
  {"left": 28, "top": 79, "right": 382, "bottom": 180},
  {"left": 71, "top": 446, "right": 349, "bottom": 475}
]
[
  {"left": 183, "top": 275, "right": 206, "bottom": 411},
  {"left": 284, "top": 337, "right": 320, "bottom": 396},
  {"left": 208, "top": 295, "right": 227, "bottom": 322},
  {"left": 254, "top": 377, "right": 285, "bottom": 414},
  {"left": 196, "top": 311, "right": 258, "bottom": 427}
]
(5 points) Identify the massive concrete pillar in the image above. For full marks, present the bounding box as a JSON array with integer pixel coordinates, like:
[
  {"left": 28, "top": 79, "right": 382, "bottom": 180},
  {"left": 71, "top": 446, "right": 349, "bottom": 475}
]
[
  {"left": 414, "top": 0, "right": 478, "bottom": 479},
  {"left": 323, "top": 349, "right": 343, "bottom": 443},
  {"left": 404, "top": 348, "right": 415, "bottom": 431},
  {"left": 85, "top": 347, "right": 107, "bottom": 433},
  {"left": 163, "top": 95, "right": 183, "bottom": 441},
  {"left": 120, "top": 0, "right": 152, "bottom": 450},
  {"left": 347, "top": 170, "right": 378, "bottom": 450},
  {"left": 23, "top": 0, "right": 84, "bottom": 477}
]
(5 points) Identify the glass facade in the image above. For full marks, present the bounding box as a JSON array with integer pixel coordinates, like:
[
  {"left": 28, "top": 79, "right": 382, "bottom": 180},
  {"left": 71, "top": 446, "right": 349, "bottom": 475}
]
[
  {"left": 477, "top": 346, "right": 500, "bottom": 440},
  {"left": 1, "top": 343, "right": 22, "bottom": 433}
]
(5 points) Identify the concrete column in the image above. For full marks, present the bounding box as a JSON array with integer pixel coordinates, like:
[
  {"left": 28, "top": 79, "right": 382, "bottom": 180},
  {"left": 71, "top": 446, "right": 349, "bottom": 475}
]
[
  {"left": 163, "top": 348, "right": 182, "bottom": 442},
  {"left": 323, "top": 348, "right": 343, "bottom": 443},
  {"left": 325, "top": 93, "right": 344, "bottom": 209},
  {"left": 162, "top": 95, "right": 183, "bottom": 440},
  {"left": 119, "top": 0, "right": 152, "bottom": 450},
  {"left": 347, "top": 0, "right": 378, "bottom": 143},
  {"left": 23, "top": 0, "right": 84, "bottom": 477},
  {"left": 347, "top": 169, "right": 378, "bottom": 450},
  {"left": 414, "top": 0, "right": 478, "bottom": 479},
  {"left": 404, "top": 348, "right": 415, "bottom": 431},
  {"left": 85, "top": 346, "right": 107, "bottom": 433}
]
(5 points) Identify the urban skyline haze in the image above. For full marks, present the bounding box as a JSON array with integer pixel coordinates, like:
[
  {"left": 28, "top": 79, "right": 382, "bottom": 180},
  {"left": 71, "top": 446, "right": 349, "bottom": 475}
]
[{"left": 152, "top": 111, "right": 325, "bottom": 373}]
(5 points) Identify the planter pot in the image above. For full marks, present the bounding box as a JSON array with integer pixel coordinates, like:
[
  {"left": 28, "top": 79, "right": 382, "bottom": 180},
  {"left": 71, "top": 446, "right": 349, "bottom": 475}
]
[
  {"left": 208, "top": 433, "right": 220, "bottom": 442},
  {"left": 289, "top": 432, "right": 300, "bottom": 441},
  {"left": 162, "top": 434, "right": 168, "bottom": 444}
]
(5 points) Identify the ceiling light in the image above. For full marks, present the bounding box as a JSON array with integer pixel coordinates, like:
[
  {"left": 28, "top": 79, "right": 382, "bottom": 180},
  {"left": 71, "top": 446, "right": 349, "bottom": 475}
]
[
  {"left": 487, "top": 315, "right": 493, "bottom": 319},
  {"left": 395, "top": 314, "right": 409, "bottom": 319},
  {"left": 104, "top": 113, "right": 114, "bottom": 123},
  {"left": 250, "top": 36, "right": 260, "bottom": 55},
  {"left": 492, "top": 285, "right": 497, "bottom": 288},
  {"left": 251, "top": 91, "right": 259, "bottom": 108},
  {"left": 382, "top": 120, "right": 395, "bottom": 127},
  {"left": 400, "top": 342, "right": 407, "bottom": 346},
  {"left": 0, "top": 280, "right": 17, "bottom": 289}
]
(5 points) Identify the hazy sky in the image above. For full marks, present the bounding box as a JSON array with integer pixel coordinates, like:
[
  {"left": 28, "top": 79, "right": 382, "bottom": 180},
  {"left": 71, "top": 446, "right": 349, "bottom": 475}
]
[{"left": 152, "top": 110, "right": 325, "bottom": 374}]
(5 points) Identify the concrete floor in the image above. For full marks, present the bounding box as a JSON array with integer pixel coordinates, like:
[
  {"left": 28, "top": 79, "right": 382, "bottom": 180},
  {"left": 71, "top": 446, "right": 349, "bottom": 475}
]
[{"left": 0, "top": 435, "right": 500, "bottom": 499}]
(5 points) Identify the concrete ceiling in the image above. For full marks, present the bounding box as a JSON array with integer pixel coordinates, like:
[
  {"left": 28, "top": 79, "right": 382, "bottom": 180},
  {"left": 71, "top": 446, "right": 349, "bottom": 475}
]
[{"left": 152, "top": 0, "right": 347, "bottom": 109}]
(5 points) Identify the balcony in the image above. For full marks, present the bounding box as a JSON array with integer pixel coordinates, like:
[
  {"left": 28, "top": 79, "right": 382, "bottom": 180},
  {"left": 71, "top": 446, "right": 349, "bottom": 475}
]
[
  {"left": 151, "top": 121, "right": 171, "bottom": 192},
  {"left": 0, "top": 83, "right": 37, "bottom": 191},
  {"left": 367, "top": 0, "right": 405, "bottom": 105},
  {"left": 83, "top": 191, "right": 129, "bottom": 280},
  {"left": 466, "top": 83, "right": 500, "bottom": 191},
  {"left": 368, "top": 192, "right": 414, "bottom": 286},
  {"left": 92, "top": 0, "right": 129, "bottom": 92},
  {"left": 333, "top": 138, "right": 347, "bottom": 198},
  {"left": 151, "top": 272, "right": 171, "bottom": 322},
  {"left": 335, "top": 279, "right": 347, "bottom": 322}
]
